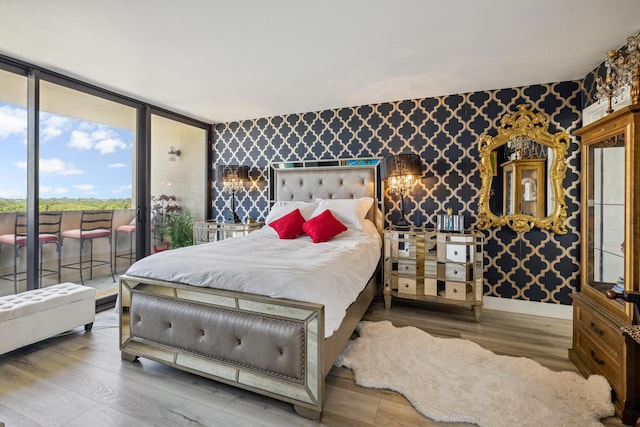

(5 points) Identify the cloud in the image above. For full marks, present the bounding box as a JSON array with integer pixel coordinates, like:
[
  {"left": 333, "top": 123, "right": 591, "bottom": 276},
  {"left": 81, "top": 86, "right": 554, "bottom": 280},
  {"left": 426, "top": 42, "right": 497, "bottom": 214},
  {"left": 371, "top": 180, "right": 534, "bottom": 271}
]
[
  {"left": 108, "top": 163, "right": 127, "bottom": 168},
  {"left": 0, "top": 188, "right": 25, "bottom": 198},
  {"left": 0, "top": 105, "right": 27, "bottom": 139},
  {"left": 40, "top": 186, "right": 68, "bottom": 195},
  {"left": 67, "top": 126, "right": 128, "bottom": 155},
  {"left": 73, "top": 184, "right": 94, "bottom": 191},
  {"left": 95, "top": 137, "right": 127, "bottom": 154},
  {"left": 68, "top": 130, "right": 93, "bottom": 150},
  {"left": 110, "top": 184, "right": 132, "bottom": 194},
  {"left": 40, "top": 114, "right": 72, "bottom": 141},
  {"left": 16, "top": 158, "right": 83, "bottom": 176}
]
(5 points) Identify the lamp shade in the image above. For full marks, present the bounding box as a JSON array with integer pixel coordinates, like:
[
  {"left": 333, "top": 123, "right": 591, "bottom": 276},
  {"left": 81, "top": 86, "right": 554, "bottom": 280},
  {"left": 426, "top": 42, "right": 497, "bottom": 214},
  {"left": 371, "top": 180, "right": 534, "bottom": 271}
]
[
  {"left": 216, "top": 164, "right": 250, "bottom": 182},
  {"left": 380, "top": 154, "right": 422, "bottom": 179}
]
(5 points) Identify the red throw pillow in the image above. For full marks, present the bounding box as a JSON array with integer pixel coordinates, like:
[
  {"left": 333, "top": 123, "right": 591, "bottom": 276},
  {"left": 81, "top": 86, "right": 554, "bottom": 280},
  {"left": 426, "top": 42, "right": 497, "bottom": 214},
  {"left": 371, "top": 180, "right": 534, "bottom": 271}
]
[
  {"left": 303, "top": 209, "right": 347, "bottom": 243},
  {"left": 269, "top": 208, "right": 306, "bottom": 239}
]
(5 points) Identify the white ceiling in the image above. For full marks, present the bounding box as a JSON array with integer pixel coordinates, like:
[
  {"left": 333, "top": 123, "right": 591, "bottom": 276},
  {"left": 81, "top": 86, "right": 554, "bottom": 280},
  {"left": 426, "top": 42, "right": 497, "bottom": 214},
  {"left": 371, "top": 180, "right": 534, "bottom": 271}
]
[{"left": 0, "top": 1, "right": 639, "bottom": 124}]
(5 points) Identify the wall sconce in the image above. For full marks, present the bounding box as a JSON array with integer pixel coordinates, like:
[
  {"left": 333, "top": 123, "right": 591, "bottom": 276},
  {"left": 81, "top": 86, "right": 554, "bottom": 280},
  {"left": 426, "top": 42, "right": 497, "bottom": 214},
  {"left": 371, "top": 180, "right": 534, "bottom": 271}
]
[
  {"left": 217, "top": 164, "right": 250, "bottom": 223},
  {"left": 168, "top": 146, "right": 181, "bottom": 162},
  {"left": 381, "top": 153, "right": 422, "bottom": 230}
]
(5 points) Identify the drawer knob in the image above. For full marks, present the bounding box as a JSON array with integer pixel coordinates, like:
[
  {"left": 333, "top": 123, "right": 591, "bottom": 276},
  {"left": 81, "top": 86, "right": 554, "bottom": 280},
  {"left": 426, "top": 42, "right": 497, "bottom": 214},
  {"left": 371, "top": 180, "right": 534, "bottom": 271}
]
[
  {"left": 590, "top": 350, "right": 605, "bottom": 366},
  {"left": 590, "top": 322, "right": 604, "bottom": 336}
]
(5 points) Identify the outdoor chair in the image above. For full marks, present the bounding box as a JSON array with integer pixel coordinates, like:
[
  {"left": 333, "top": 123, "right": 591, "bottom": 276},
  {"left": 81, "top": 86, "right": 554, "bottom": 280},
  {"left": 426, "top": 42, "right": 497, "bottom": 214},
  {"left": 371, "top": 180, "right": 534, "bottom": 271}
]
[
  {"left": 0, "top": 211, "right": 62, "bottom": 293},
  {"left": 61, "top": 210, "right": 115, "bottom": 285}
]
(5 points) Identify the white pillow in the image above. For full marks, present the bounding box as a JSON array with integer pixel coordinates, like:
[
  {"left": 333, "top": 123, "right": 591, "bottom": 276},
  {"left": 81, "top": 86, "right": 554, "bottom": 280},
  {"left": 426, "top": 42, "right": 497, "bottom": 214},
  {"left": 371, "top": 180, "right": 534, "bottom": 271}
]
[
  {"left": 265, "top": 201, "right": 318, "bottom": 225},
  {"left": 312, "top": 197, "right": 373, "bottom": 230}
]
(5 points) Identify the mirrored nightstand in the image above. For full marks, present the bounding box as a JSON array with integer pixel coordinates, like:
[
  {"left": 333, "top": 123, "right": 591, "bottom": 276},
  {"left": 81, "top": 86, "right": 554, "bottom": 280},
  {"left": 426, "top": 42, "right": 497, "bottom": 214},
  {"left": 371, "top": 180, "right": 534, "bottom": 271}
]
[{"left": 194, "top": 221, "right": 263, "bottom": 244}]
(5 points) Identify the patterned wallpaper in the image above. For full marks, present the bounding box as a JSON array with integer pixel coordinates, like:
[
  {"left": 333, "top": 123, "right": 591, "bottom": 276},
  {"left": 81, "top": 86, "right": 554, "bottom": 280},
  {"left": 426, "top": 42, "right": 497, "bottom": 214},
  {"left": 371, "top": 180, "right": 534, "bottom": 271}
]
[{"left": 213, "top": 82, "right": 583, "bottom": 305}]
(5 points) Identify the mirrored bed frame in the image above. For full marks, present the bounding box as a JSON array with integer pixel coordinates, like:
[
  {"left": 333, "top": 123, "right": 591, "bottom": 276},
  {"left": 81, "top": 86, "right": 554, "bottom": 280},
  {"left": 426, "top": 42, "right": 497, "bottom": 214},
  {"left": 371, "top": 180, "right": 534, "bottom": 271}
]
[{"left": 119, "top": 158, "right": 382, "bottom": 420}]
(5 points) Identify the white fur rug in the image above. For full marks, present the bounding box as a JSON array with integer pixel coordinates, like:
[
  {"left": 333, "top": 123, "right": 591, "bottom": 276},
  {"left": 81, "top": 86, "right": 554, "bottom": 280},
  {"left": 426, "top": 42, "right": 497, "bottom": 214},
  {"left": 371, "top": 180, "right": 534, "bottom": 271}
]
[{"left": 335, "top": 321, "right": 615, "bottom": 427}]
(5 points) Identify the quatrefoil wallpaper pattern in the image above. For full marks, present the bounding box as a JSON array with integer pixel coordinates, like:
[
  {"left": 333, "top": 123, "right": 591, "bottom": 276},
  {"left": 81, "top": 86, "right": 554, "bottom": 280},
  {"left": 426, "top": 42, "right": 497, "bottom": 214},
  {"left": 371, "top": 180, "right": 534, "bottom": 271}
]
[{"left": 213, "top": 81, "right": 583, "bottom": 305}]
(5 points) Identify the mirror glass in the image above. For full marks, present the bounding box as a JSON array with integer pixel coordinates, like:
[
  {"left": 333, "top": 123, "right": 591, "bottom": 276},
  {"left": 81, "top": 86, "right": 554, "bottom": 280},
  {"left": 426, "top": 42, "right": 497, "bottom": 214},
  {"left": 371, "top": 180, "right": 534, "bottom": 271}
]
[{"left": 477, "top": 104, "right": 570, "bottom": 233}]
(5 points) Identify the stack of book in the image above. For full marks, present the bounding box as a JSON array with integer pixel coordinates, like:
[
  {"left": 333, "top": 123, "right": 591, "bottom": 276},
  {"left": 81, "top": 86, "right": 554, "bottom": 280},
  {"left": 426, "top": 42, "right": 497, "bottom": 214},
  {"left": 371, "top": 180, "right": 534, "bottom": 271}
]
[{"left": 611, "top": 277, "right": 625, "bottom": 294}]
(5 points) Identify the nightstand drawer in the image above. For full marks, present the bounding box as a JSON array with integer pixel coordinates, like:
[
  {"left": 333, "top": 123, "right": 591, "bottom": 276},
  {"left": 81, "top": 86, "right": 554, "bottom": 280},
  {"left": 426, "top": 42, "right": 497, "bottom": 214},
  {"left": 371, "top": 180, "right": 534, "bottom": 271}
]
[
  {"left": 397, "top": 260, "right": 417, "bottom": 275},
  {"left": 424, "top": 278, "right": 438, "bottom": 296},
  {"left": 446, "top": 245, "right": 472, "bottom": 262},
  {"left": 445, "top": 281, "right": 467, "bottom": 301},
  {"left": 397, "top": 277, "right": 417, "bottom": 294},
  {"left": 445, "top": 263, "right": 471, "bottom": 282},
  {"left": 424, "top": 260, "right": 437, "bottom": 277}
]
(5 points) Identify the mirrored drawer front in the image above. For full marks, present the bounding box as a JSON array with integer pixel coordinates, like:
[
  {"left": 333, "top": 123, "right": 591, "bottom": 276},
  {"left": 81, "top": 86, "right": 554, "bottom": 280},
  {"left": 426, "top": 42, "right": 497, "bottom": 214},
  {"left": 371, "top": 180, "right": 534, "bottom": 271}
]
[
  {"left": 424, "top": 233, "right": 437, "bottom": 253},
  {"left": 424, "top": 278, "right": 438, "bottom": 296},
  {"left": 445, "top": 263, "right": 472, "bottom": 282},
  {"left": 424, "top": 260, "right": 437, "bottom": 277},
  {"left": 397, "top": 260, "right": 417, "bottom": 275},
  {"left": 445, "top": 281, "right": 467, "bottom": 301},
  {"left": 388, "top": 233, "right": 421, "bottom": 259},
  {"left": 397, "top": 277, "right": 417, "bottom": 294},
  {"left": 446, "top": 245, "right": 474, "bottom": 262}
]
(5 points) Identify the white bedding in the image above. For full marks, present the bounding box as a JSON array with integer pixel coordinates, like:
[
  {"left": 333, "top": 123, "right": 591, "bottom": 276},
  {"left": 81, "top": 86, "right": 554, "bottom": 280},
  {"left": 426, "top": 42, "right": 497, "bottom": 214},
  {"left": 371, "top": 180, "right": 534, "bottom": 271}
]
[{"left": 125, "top": 221, "right": 381, "bottom": 337}]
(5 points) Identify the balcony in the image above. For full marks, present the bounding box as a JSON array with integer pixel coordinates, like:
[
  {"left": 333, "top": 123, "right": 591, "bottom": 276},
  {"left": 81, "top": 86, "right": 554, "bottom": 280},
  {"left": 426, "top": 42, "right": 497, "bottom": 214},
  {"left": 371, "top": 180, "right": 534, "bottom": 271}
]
[{"left": 0, "top": 209, "right": 136, "bottom": 299}]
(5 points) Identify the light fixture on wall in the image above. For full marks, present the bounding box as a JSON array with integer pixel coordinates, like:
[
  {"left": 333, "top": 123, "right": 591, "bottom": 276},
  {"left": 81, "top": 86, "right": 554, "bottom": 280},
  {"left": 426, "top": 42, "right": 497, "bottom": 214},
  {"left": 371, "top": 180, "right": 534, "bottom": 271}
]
[
  {"left": 217, "top": 164, "right": 250, "bottom": 223},
  {"left": 168, "top": 146, "right": 181, "bottom": 161},
  {"left": 381, "top": 153, "right": 422, "bottom": 230}
]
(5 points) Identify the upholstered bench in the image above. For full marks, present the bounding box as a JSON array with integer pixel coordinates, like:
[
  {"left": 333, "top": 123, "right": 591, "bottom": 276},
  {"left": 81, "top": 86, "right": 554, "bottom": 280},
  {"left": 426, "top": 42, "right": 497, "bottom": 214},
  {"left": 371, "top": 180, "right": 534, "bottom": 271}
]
[{"left": 0, "top": 282, "right": 95, "bottom": 356}]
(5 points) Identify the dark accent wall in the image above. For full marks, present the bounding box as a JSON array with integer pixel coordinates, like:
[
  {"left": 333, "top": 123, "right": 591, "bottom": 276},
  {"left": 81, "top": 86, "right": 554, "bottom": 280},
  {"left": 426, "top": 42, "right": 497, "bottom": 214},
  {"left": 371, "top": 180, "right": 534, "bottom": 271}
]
[{"left": 213, "top": 81, "right": 582, "bottom": 305}]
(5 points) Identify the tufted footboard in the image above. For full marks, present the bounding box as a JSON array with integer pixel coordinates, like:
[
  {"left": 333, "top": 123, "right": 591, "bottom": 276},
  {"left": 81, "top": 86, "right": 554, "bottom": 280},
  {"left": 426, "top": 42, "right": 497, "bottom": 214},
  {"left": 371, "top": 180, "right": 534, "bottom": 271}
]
[{"left": 119, "top": 275, "right": 326, "bottom": 418}]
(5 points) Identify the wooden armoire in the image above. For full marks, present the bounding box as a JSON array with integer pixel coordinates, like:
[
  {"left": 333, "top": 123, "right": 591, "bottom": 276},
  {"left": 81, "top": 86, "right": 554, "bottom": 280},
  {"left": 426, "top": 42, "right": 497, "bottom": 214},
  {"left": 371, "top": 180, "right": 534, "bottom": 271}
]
[{"left": 570, "top": 105, "right": 640, "bottom": 424}]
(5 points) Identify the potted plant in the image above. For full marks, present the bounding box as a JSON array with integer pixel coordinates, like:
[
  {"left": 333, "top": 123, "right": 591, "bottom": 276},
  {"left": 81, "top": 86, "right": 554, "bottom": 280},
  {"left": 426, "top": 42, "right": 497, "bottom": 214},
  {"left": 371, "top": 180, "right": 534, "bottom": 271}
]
[{"left": 165, "top": 207, "right": 193, "bottom": 249}]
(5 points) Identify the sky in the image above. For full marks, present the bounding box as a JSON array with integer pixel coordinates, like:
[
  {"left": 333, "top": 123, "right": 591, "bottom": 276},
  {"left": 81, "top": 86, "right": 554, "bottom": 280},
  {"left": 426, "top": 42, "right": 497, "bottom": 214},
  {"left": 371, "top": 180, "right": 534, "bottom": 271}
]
[{"left": 0, "top": 102, "right": 133, "bottom": 200}]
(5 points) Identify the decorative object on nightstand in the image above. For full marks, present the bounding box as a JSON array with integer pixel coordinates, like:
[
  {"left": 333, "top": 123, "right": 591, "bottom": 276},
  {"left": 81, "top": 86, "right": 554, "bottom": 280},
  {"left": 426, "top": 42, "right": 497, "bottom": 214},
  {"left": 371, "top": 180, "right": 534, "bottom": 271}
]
[
  {"left": 570, "top": 105, "right": 640, "bottom": 425},
  {"left": 383, "top": 227, "right": 484, "bottom": 322},
  {"left": 194, "top": 221, "right": 263, "bottom": 244},
  {"left": 217, "top": 164, "right": 250, "bottom": 223},
  {"left": 436, "top": 207, "right": 464, "bottom": 232},
  {"left": 380, "top": 154, "right": 422, "bottom": 230}
]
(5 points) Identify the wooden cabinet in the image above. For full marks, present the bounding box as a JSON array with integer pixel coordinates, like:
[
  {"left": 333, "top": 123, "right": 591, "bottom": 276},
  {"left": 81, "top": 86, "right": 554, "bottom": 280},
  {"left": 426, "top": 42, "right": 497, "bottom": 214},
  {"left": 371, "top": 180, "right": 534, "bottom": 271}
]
[
  {"left": 501, "top": 158, "right": 545, "bottom": 217},
  {"left": 571, "top": 105, "right": 640, "bottom": 424},
  {"left": 383, "top": 228, "right": 484, "bottom": 322},
  {"left": 193, "top": 221, "right": 263, "bottom": 244}
]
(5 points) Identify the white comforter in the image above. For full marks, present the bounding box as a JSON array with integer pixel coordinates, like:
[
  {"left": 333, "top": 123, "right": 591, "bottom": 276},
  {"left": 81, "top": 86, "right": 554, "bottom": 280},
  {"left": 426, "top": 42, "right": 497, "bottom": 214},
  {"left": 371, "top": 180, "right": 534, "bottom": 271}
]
[{"left": 125, "top": 221, "right": 381, "bottom": 337}]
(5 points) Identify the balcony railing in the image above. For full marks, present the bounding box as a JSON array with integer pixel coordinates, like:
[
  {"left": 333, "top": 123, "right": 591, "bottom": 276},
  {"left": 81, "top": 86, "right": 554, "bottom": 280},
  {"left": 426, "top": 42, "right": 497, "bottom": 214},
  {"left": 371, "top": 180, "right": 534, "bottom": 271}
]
[{"left": 0, "top": 209, "right": 135, "bottom": 298}]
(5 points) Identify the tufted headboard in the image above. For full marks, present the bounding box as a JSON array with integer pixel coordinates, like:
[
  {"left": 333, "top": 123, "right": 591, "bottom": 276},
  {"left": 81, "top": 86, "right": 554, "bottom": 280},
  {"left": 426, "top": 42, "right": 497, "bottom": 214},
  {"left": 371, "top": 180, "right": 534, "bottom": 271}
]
[{"left": 270, "top": 159, "right": 382, "bottom": 230}]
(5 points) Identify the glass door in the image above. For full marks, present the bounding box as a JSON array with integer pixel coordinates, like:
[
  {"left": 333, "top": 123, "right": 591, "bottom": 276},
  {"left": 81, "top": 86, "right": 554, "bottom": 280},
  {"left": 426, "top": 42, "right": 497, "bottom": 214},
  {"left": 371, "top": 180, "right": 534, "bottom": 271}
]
[
  {"left": 584, "top": 133, "right": 625, "bottom": 311},
  {"left": 0, "top": 68, "right": 28, "bottom": 296},
  {"left": 150, "top": 114, "right": 207, "bottom": 253},
  {"left": 39, "top": 80, "right": 137, "bottom": 299}
]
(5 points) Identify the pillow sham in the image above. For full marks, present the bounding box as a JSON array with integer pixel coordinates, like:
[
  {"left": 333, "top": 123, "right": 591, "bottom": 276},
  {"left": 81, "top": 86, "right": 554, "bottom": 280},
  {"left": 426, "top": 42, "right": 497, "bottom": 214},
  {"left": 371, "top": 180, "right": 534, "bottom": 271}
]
[
  {"left": 303, "top": 209, "right": 347, "bottom": 243},
  {"left": 269, "top": 208, "right": 306, "bottom": 239},
  {"left": 265, "top": 201, "right": 318, "bottom": 225},
  {"left": 312, "top": 197, "right": 373, "bottom": 230}
]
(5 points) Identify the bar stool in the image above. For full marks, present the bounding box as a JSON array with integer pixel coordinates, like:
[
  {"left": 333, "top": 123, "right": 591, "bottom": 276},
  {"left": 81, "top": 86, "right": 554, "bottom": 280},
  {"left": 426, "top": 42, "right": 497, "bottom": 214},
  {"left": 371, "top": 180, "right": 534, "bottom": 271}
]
[
  {"left": 114, "top": 222, "right": 136, "bottom": 272},
  {"left": 37, "top": 211, "right": 63, "bottom": 285},
  {"left": 0, "top": 211, "right": 62, "bottom": 293},
  {"left": 61, "top": 210, "right": 115, "bottom": 285}
]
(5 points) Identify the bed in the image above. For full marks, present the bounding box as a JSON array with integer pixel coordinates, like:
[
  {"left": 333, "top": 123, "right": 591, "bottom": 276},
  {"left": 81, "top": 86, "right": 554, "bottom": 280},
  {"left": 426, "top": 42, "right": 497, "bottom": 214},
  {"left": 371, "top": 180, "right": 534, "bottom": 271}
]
[{"left": 118, "top": 160, "right": 382, "bottom": 419}]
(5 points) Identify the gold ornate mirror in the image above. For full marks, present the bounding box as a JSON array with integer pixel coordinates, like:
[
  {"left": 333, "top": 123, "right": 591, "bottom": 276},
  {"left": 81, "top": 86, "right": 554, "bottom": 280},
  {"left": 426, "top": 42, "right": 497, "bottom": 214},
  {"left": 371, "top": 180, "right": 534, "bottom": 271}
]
[{"left": 477, "top": 104, "right": 570, "bottom": 234}]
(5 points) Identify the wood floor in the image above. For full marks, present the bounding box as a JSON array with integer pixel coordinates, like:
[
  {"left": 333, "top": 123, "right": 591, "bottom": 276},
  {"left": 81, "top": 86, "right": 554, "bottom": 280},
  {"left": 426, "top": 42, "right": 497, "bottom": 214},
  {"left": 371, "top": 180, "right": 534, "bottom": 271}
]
[{"left": 0, "top": 296, "right": 625, "bottom": 426}]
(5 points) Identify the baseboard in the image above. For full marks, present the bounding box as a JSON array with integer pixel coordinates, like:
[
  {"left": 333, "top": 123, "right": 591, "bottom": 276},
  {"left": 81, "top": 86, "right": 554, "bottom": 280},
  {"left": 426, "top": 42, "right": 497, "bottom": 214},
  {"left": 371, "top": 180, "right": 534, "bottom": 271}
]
[{"left": 483, "top": 296, "right": 573, "bottom": 320}]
